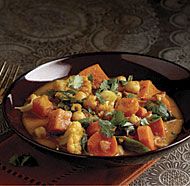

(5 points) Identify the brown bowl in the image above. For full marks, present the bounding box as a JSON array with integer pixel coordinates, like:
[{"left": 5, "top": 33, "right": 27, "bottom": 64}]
[{"left": 2, "top": 52, "right": 190, "bottom": 166}]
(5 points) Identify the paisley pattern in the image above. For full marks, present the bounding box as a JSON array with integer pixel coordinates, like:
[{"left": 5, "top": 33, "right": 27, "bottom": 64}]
[
  {"left": 159, "top": 1, "right": 190, "bottom": 69},
  {"left": 0, "top": 0, "right": 189, "bottom": 185}
]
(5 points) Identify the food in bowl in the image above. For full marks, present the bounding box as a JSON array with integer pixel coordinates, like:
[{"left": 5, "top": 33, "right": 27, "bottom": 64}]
[{"left": 15, "top": 64, "right": 183, "bottom": 156}]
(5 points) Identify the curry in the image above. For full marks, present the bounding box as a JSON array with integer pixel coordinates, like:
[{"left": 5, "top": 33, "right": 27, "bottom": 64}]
[{"left": 16, "top": 64, "right": 183, "bottom": 156}]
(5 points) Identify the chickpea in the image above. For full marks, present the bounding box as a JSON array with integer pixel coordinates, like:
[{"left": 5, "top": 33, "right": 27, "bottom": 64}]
[
  {"left": 117, "top": 76, "right": 127, "bottom": 81},
  {"left": 71, "top": 104, "right": 82, "bottom": 111},
  {"left": 33, "top": 126, "right": 47, "bottom": 138},
  {"left": 75, "top": 91, "right": 87, "bottom": 101},
  {"left": 83, "top": 95, "right": 98, "bottom": 110},
  {"left": 72, "top": 111, "right": 86, "bottom": 121},
  {"left": 96, "top": 101, "right": 114, "bottom": 113},
  {"left": 116, "top": 92, "right": 122, "bottom": 100},
  {"left": 125, "top": 81, "right": 140, "bottom": 94},
  {"left": 155, "top": 92, "right": 165, "bottom": 101},
  {"left": 129, "top": 114, "right": 140, "bottom": 125},
  {"left": 101, "top": 90, "right": 117, "bottom": 102}
]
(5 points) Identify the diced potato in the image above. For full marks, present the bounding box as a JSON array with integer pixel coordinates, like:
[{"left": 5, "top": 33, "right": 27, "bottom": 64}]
[
  {"left": 32, "top": 95, "right": 53, "bottom": 117},
  {"left": 47, "top": 109, "right": 72, "bottom": 133}
]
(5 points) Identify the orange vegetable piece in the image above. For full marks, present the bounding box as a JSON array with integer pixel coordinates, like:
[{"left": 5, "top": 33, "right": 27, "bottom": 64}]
[
  {"left": 86, "top": 121, "right": 101, "bottom": 136},
  {"left": 79, "top": 64, "right": 109, "bottom": 89},
  {"left": 138, "top": 80, "right": 160, "bottom": 99},
  {"left": 47, "top": 108, "right": 72, "bottom": 133},
  {"left": 150, "top": 118, "right": 166, "bottom": 137},
  {"left": 136, "top": 107, "right": 148, "bottom": 118},
  {"left": 115, "top": 97, "right": 140, "bottom": 117},
  {"left": 32, "top": 95, "right": 53, "bottom": 117},
  {"left": 87, "top": 132, "right": 118, "bottom": 156},
  {"left": 137, "top": 125, "right": 156, "bottom": 150}
]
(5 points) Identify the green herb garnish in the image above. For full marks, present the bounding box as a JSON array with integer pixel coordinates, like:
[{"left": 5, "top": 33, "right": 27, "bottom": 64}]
[
  {"left": 9, "top": 154, "right": 38, "bottom": 167},
  {"left": 145, "top": 100, "right": 171, "bottom": 121},
  {"left": 149, "top": 114, "right": 161, "bottom": 122},
  {"left": 110, "top": 111, "right": 135, "bottom": 135},
  {"left": 68, "top": 75, "right": 83, "bottom": 89},
  {"left": 79, "top": 117, "right": 97, "bottom": 128},
  {"left": 81, "top": 133, "right": 88, "bottom": 153},
  {"left": 140, "top": 118, "right": 149, "bottom": 126},
  {"left": 88, "top": 74, "right": 93, "bottom": 82},
  {"left": 99, "top": 119, "right": 115, "bottom": 137},
  {"left": 127, "top": 75, "right": 133, "bottom": 81},
  {"left": 126, "top": 93, "right": 137, "bottom": 98},
  {"left": 98, "top": 78, "right": 119, "bottom": 93},
  {"left": 95, "top": 92, "right": 106, "bottom": 104}
]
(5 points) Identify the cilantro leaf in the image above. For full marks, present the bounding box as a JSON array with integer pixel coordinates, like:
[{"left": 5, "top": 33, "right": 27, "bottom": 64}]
[
  {"left": 79, "top": 117, "right": 97, "bottom": 128},
  {"left": 149, "top": 114, "right": 161, "bottom": 122},
  {"left": 111, "top": 110, "right": 126, "bottom": 126},
  {"left": 88, "top": 74, "right": 93, "bottom": 82},
  {"left": 126, "top": 93, "right": 137, "bottom": 98},
  {"left": 127, "top": 75, "right": 133, "bottom": 81},
  {"left": 145, "top": 100, "right": 171, "bottom": 121},
  {"left": 140, "top": 118, "right": 149, "bottom": 126},
  {"left": 109, "top": 78, "right": 119, "bottom": 92},
  {"left": 99, "top": 80, "right": 110, "bottom": 92},
  {"left": 9, "top": 154, "right": 38, "bottom": 167},
  {"left": 81, "top": 133, "right": 88, "bottom": 153},
  {"left": 95, "top": 92, "right": 106, "bottom": 104},
  {"left": 99, "top": 119, "right": 115, "bottom": 137},
  {"left": 98, "top": 78, "right": 119, "bottom": 93},
  {"left": 68, "top": 75, "right": 83, "bottom": 89},
  {"left": 110, "top": 111, "right": 135, "bottom": 136}
]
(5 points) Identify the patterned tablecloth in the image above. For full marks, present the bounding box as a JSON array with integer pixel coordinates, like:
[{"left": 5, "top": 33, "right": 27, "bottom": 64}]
[{"left": 0, "top": 0, "right": 190, "bottom": 185}]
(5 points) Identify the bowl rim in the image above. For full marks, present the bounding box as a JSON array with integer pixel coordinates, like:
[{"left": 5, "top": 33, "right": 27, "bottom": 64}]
[{"left": 2, "top": 51, "right": 190, "bottom": 160}]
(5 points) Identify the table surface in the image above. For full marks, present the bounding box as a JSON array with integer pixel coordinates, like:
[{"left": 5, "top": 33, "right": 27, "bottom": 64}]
[{"left": 0, "top": 0, "right": 190, "bottom": 185}]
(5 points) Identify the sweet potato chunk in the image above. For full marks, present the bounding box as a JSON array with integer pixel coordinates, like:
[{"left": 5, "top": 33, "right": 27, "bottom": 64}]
[
  {"left": 138, "top": 80, "right": 160, "bottom": 99},
  {"left": 32, "top": 95, "right": 53, "bottom": 117},
  {"left": 150, "top": 118, "right": 166, "bottom": 137},
  {"left": 87, "top": 132, "right": 118, "bottom": 156},
  {"left": 86, "top": 121, "right": 101, "bottom": 136},
  {"left": 137, "top": 125, "right": 156, "bottom": 150},
  {"left": 79, "top": 64, "right": 108, "bottom": 89},
  {"left": 47, "top": 109, "right": 72, "bottom": 133}
]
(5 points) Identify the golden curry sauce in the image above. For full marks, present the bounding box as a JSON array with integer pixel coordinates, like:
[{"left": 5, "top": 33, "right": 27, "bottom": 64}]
[{"left": 17, "top": 64, "right": 183, "bottom": 156}]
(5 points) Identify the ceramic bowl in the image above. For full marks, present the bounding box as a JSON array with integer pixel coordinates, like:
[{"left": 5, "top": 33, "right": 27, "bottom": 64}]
[{"left": 2, "top": 52, "right": 190, "bottom": 166}]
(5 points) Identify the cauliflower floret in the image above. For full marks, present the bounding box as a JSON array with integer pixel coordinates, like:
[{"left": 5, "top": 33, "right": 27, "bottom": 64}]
[
  {"left": 58, "top": 121, "right": 84, "bottom": 154},
  {"left": 15, "top": 94, "right": 39, "bottom": 112}
]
